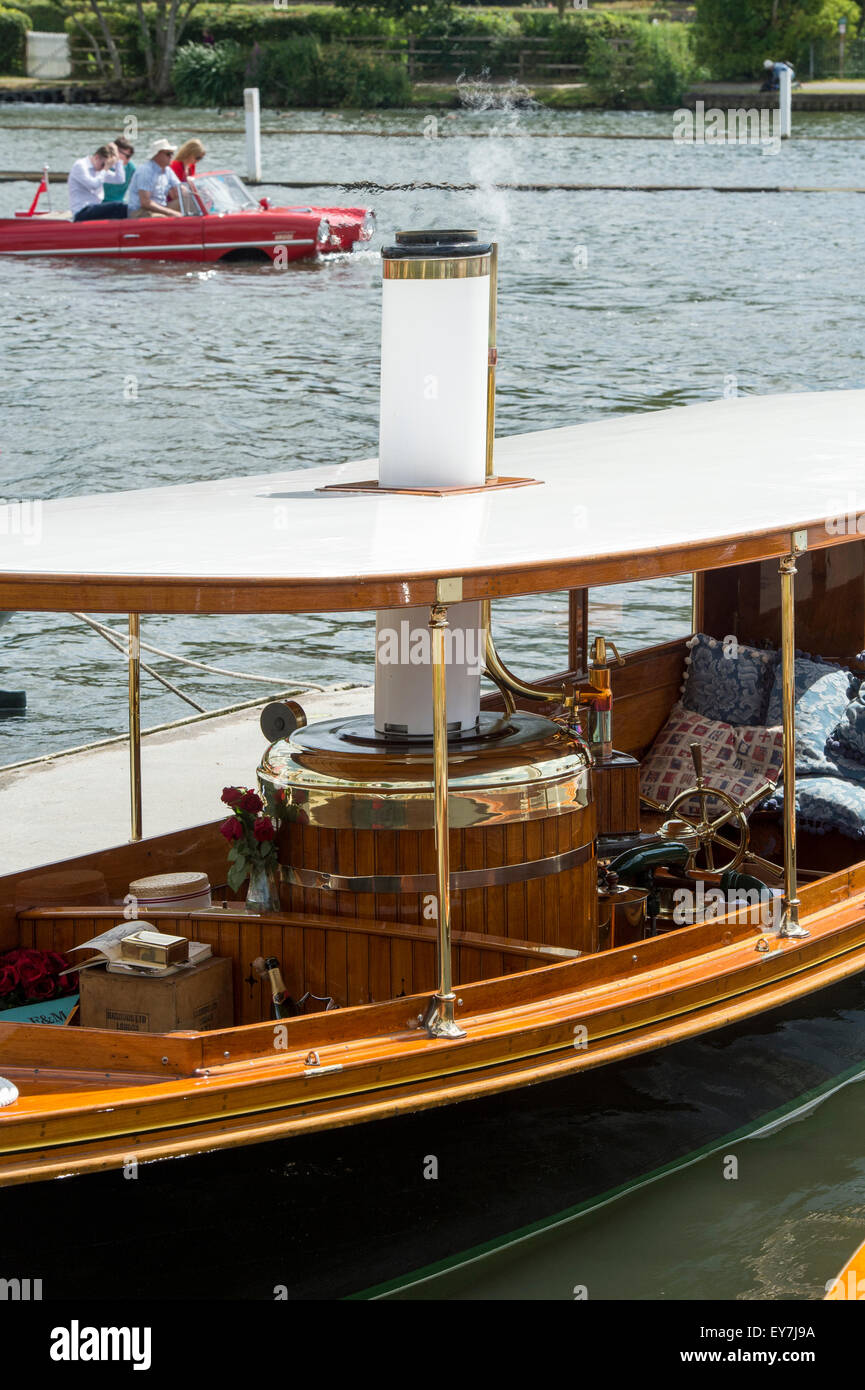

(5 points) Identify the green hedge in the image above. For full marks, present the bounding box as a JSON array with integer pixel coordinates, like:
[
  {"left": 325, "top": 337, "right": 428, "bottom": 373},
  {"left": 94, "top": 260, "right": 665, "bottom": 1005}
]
[
  {"left": 16, "top": 1, "right": 64, "bottom": 30},
  {"left": 173, "top": 36, "right": 413, "bottom": 108},
  {"left": 586, "top": 17, "right": 697, "bottom": 106},
  {"left": 61, "top": 4, "right": 698, "bottom": 104},
  {"left": 0, "top": 5, "right": 31, "bottom": 75},
  {"left": 171, "top": 38, "right": 246, "bottom": 106}
]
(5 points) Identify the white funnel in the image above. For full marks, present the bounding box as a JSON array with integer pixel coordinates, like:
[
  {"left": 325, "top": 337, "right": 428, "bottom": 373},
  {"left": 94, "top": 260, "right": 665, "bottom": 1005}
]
[{"left": 374, "top": 231, "right": 492, "bottom": 738}]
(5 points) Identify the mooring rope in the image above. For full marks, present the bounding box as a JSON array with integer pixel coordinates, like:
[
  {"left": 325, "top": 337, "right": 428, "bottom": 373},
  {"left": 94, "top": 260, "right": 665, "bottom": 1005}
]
[
  {"left": 74, "top": 612, "right": 205, "bottom": 712},
  {"left": 2, "top": 171, "right": 862, "bottom": 193},
  {"left": 75, "top": 612, "right": 324, "bottom": 697}
]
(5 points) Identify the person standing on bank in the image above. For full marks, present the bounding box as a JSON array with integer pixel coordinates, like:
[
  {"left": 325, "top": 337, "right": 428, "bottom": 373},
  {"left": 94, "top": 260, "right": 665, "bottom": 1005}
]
[
  {"left": 760, "top": 58, "right": 794, "bottom": 91},
  {"left": 102, "top": 137, "right": 136, "bottom": 207},
  {"left": 126, "top": 139, "right": 182, "bottom": 219},
  {"left": 67, "top": 143, "right": 128, "bottom": 221}
]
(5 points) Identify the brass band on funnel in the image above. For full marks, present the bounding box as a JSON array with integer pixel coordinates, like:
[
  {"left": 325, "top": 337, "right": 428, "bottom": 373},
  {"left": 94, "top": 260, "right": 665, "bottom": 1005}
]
[
  {"left": 382, "top": 229, "right": 492, "bottom": 280},
  {"left": 382, "top": 256, "right": 492, "bottom": 280}
]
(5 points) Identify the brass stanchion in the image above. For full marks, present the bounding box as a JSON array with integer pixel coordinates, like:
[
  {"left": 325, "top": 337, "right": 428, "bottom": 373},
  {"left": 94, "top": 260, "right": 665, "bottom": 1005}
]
[
  {"left": 128, "top": 613, "right": 142, "bottom": 843},
  {"left": 423, "top": 585, "right": 466, "bottom": 1039},
  {"left": 778, "top": 543, "right": 808, "bottom": 938},
  {"left": 485, "top": 241, "right": 498, "bottom": 480}
]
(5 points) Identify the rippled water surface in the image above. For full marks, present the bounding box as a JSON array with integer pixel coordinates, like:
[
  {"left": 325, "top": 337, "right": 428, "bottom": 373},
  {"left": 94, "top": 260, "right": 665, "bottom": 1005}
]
[{"left": 3, "top": 103, "right": 865, "bottom": 760}]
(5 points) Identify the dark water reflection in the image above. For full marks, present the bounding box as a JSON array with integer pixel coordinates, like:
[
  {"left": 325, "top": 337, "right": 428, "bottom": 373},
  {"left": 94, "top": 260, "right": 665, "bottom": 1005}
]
[{"left": 386, "top": 1067, "right": 865, "bottom": 1302}]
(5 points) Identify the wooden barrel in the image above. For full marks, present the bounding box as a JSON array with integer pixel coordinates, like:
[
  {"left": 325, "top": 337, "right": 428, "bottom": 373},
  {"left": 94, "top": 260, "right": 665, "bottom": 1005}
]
[{"left": 260, "top": 711, "right": 598, "bottom": 955}]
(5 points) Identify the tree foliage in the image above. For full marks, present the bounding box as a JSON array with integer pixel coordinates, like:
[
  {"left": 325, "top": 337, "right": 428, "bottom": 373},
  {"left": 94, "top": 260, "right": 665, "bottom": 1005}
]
[
  {"left": 54, "top": 0, "right": 202, "bottom": 93},
  {"left": 693, "top": 0, "right": 861, "bottom": 80},
  {"left": 0, "top": 6, "right": 31, "bottom": 76},
  {"left": 336, "top": 0, "right": 453, "bottom": 19}
]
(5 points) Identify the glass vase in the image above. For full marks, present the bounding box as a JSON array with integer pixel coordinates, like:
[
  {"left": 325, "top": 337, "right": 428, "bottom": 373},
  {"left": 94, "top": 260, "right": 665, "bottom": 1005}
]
[{"left": 245, "top": 859, "right": 281, "bottom": 914}]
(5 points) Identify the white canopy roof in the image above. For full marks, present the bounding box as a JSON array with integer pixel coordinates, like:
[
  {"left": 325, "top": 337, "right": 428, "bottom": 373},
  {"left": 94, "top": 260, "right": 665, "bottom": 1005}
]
[{"left": 2, "top": 390, "right": 864, "bottom": 613}]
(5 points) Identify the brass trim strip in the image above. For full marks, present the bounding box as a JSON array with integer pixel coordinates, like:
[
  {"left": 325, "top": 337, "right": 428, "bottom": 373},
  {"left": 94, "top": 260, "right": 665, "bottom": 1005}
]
[
  {"left": 383, "top": 255, "right": 491, "bottom": 280},
  {"left": 280, "top": 842, "right": 592, "bottom": 895},
  {"left": 128, "top": 613, "right": 141, "bottom": 843}
]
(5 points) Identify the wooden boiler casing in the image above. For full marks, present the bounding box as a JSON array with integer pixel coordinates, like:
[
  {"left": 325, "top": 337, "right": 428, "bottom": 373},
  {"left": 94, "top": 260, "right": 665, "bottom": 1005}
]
[{"left": 259, "top": 712, "right": 598, "bottom": 954}]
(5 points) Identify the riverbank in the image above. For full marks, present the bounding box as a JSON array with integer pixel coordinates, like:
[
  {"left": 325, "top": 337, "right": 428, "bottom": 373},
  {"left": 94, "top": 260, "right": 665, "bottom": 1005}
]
[{"left": 6, "top": 76, "right": 865, "bottom": 112}]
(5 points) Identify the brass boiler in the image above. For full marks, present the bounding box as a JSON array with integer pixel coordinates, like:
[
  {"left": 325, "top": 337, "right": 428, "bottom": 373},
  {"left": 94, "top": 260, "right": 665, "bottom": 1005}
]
[{"left": 258, "top": 711, "right": 599, "bottom": 955}]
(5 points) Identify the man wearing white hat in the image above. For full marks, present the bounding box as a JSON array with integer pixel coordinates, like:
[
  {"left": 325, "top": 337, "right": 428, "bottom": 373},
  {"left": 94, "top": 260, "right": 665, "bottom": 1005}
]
[{"left": 126, "top": 139, "right": 182, "bottom": 218}]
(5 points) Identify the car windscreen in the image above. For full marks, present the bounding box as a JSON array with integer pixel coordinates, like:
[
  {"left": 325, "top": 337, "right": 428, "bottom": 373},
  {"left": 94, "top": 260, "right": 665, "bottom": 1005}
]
[{"left": 190, "top": 173, "right": 259, "bottom": 214}]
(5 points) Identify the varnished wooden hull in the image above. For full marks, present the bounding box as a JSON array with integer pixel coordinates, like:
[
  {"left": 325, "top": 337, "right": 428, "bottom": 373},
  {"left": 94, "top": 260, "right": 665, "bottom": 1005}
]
[
  {"left": 2, "top": 968, "right": 864, "bottom": 1300},
  {"left": 2, "top": 862, "right": 865, "bottom": 1192}
]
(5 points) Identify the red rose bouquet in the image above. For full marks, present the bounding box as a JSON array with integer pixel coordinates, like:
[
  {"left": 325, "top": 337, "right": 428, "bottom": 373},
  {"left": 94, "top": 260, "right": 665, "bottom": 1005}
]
[
  {"left": 219, "top": 785, "right": 281, "bottom": 893},
  {"left": 0, "top": 948, "right": 78, "bottom": 1013}
]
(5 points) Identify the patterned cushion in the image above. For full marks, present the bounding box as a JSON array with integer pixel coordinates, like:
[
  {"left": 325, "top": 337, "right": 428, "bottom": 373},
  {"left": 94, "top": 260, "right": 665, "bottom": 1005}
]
[
  {"left": 833, "top": 690, "right": 865, "bottom": 766},
  {"left": 765, "top": 657, "right": 852, "bottom": 774},
  {"left": 640, "top": 704, "right": 783, "bottom": 819},
  {"left": 681, "top": 633, "right": 777, "bottom": 726},
  {"left": 767, "top": 775, "right": 865, "bottom": 841}
]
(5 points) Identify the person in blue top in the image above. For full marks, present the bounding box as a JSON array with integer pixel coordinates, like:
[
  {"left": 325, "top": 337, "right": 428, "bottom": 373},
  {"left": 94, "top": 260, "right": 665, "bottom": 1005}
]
[
  {"left": 102, "top": 137, "right": 135, "bottom": 204},
  {"left": 126, "top": 139, "right": 182, "bottom": 219}
]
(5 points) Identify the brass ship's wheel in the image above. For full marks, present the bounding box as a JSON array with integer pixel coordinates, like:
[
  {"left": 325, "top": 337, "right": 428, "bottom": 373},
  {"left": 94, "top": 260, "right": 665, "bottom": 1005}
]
[{"left": 642, "top": 741, "right": 780, "bottom": 876}]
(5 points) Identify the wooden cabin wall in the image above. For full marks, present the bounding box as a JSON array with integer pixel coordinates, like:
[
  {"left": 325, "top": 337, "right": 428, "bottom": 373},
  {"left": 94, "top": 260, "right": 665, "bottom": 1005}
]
[
  {"left": 17, "top": 907, "right": 572, "bottom": 1022},
  {"left": 700, "top": 540, "right": 865, "bottom": 662},
  {"left": 608, "top": 640, "right": 688, "bottom": 756}
]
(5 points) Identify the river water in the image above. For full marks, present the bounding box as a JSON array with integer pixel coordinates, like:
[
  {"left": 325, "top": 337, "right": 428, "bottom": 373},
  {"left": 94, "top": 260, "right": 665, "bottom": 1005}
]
[
  {"left": 3, "top": 102, "right": 865, "bottom": 763},
  {"left": 2, "top": 98, "right": 865, "bottom": 1300}
]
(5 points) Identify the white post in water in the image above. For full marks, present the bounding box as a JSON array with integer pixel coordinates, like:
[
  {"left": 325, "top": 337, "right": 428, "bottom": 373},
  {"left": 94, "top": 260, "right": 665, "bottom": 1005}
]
[
  {"left": 244, "top": 87, "right": 262, "bottom": 183},
  {"left": 779, "top": 64, "right": 792, "bottom": 139}
]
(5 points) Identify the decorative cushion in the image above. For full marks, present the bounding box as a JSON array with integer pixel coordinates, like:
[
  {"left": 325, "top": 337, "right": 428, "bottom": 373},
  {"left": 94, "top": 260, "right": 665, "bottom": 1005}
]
[
  {"left": 681, "top": 633, "right": 777, "bottom": 726},
  {"left": 640, "top": 704, "right": 783, "bottom": 819},
  {"left": 832, "top": 689, "right": 865, "bottom": 766},
  {"left": 765, "top": 775, "right": 865, "bottom": 841},
  {"left": 765, "top": 657, "right": 852, "bottom": 774}
]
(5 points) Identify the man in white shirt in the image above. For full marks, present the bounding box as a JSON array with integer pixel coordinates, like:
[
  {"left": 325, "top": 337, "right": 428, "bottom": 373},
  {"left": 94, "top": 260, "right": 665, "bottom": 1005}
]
[
  {"left": 127, "top": 140, "right": 182, "bottom": 218},
  {"left": 67, "top": 144, "right": 128, "bottom": 222}
]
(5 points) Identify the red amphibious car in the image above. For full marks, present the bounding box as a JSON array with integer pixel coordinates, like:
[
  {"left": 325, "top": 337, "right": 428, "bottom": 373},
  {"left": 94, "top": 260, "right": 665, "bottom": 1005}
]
[{"left": 0, "top": 169, "right": 374, "bottom": 263}]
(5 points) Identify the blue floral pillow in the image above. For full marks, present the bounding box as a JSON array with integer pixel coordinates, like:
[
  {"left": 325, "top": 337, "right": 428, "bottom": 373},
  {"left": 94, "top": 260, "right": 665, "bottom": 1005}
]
[
  {"left": 767, "top": 775, "right": 865, "bottom": 841},
  {"left": 681, "top": 633, "right": 777, "bottom": 726},
  {"left": 765, "top": 657, "right": 853, "bottom": 775},
  {"left": 832, "top": 689, "right": 865, "bottom": 766}
]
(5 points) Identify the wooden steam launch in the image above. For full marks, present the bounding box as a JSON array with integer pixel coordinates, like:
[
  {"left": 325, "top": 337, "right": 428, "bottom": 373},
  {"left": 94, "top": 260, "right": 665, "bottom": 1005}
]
[{"left": 2, "top": 230, "right": 865, "bottom": 1295}]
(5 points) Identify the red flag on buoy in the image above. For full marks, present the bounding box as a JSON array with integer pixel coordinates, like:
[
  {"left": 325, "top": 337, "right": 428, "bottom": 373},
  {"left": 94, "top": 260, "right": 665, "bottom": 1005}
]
[{"left": 25, "top": 166, "right": 49, "bottom": 216}]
